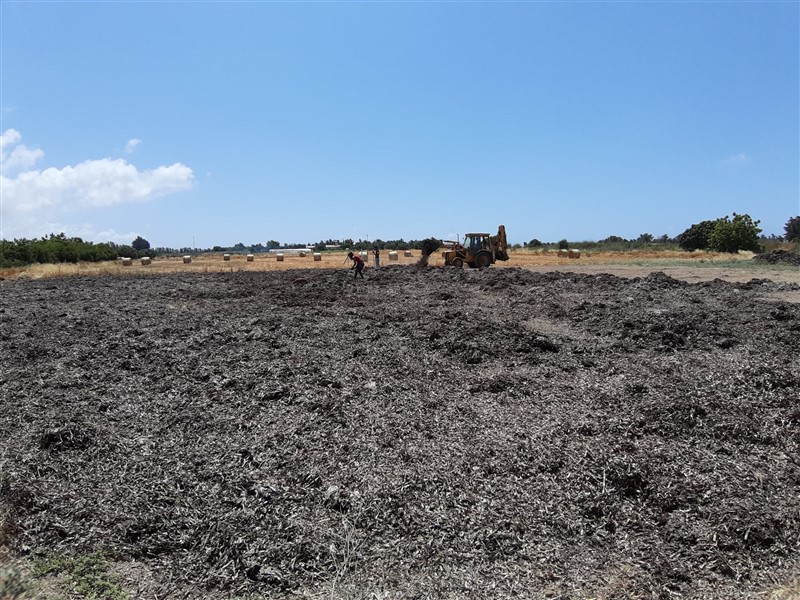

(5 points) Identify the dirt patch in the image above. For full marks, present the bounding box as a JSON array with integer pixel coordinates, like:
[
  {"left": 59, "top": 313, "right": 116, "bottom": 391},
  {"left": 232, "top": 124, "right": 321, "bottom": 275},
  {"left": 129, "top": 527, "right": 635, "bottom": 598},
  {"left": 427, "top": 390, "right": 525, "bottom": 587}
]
[{"left": 1, "top": 267, "right": 799, "bottom": 598}]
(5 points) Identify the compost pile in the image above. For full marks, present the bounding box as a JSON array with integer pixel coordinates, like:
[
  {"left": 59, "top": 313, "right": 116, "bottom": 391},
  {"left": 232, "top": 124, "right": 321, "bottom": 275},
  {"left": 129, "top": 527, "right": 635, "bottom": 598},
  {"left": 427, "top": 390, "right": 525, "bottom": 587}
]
[
  {"left": 753, "top": 249, "right": 800, "bottom": 266},
  {"left": 1, "top": 267, "right": 799, "bottom": 599}
]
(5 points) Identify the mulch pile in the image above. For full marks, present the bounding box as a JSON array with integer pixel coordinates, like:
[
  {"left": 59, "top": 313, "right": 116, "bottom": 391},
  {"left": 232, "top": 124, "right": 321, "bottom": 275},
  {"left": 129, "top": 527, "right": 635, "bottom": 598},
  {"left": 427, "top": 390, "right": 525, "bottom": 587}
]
[
  {"left": 753, "top": 249, "right": 800, "bottom": 265},
  {"left": 1, "top": 267, "right": 799, "bottom": 598}
]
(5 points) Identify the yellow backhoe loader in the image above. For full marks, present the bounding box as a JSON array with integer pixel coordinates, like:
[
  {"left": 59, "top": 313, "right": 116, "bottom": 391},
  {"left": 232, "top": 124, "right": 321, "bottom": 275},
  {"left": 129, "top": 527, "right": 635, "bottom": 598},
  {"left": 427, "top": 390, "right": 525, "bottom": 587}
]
[{"left": 422, "top": 225, "right": 510, "bottom": 268}]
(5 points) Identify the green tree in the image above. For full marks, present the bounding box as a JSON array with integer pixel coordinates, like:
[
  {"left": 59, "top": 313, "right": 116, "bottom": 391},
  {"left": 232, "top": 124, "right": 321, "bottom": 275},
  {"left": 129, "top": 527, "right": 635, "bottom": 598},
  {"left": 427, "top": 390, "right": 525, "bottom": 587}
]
[
  {"left": 0, "top": 234, "right": 121, "bottom": 266},
  {"left": 600, "top": 235, "right": 626, "bottom": 244},
  {"left": 677, "top": 220, "right": 717, "bottom": 251},
  {"left": 385, "top": 239, "right": 410, "bottom": 250},
  {"left": 114, "top": 244, "right": 138, "bottom": 259},
  {"left": 527, "top": 239, "right": 543, "bottom": 247},
  {"left": 785, "top": 216, "right": 800, "bottom": 241},
  {"left": 83, "top": 242, "right": 116, "bottom": 261},
  {"left": 557, "top": 239, "right": 569, "bottom": 250},
  {"left": 131, "top": 236, "right": 150, "bottom": 251},
  {"left": 708, "top": 213, "right": 762, "bottom": 253}
]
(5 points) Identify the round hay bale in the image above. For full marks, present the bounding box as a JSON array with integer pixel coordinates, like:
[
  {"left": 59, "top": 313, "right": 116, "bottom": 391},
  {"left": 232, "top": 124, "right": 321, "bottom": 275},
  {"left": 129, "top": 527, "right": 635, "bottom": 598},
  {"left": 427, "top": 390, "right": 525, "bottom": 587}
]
[
  {"left": 388, "top": 251, "right": 399, "bottom": 261},
  {"left": 313, "top": 252, "right": 322, "bottom": 262},
  {"left": 557, "top": 249, "right": 569, "bottom": 258},
  {"left": 359, "top": 251, "right": 368, "bottom": 260},
  {"left": 183, "top": 255, "right": 192, "bottom": 264},
  {"left": 246, "top": 254, "right": 254, "bottom": 262},
  {"left": 299, "top": 251, "right": 307, "bottom": 258},
  {"left": 140, "top": 257, "right": 151, "bottom": 266},
  {"left": 403, "top": 250, "right": 412, "bottom": 258},
  {"left": 568, "top": 249, "right": 581, "bottom": 259},
  {"left": 276, "top": 253, "right": 285, "bottom": 262},
  {"left": 223, "top": 253, "right": 231, "bottom": 261},
  {"left": 121, "top": 257, "right": 133, "bottom": 266}
]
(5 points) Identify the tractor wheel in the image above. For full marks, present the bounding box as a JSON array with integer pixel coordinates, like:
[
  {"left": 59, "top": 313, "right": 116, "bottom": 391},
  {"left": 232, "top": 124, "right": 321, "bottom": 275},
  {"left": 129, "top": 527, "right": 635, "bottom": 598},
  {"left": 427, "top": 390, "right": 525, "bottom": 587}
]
[
  {"left": 474, "top": 251, "right": 493, "bottom": 269},
  {"left": 451, "top": 256, "right": 464, "bottom": 268}
]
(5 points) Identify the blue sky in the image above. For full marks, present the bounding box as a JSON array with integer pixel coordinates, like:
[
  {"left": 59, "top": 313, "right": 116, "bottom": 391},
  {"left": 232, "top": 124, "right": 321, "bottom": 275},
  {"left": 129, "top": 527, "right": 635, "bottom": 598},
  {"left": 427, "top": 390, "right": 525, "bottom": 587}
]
[{"left": 1, "top": 1, "right": 798, "bottom": 248}]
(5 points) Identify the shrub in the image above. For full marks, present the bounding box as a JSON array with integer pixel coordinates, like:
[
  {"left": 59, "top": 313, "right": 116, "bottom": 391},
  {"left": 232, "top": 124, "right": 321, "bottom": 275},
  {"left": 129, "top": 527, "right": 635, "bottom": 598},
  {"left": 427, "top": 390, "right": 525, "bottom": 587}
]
[
  {"left": 677, "top": 220, "right": 717, "bottom": 251},
  {"left": 557, "top": 239, "right": 569, "bottom": 250},
  {"left": 131, "top": 236, "right": 150, "bottom": 251},
  {"left": 785, "top": 216, "right": 800, "bottom": 242},
  {"left": 708, "top": 213, "right": 762, "bottom": 253},
  {"left": 600, "top": 235, "right": 627, "bottom": 244}
]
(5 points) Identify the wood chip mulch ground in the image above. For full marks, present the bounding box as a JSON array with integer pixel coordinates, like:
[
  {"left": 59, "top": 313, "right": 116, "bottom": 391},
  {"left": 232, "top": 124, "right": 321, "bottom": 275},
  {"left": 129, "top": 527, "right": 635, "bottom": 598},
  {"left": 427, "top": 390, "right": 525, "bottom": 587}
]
[{"left": 1, "top": 266, "right": 799, "bottom": 598}]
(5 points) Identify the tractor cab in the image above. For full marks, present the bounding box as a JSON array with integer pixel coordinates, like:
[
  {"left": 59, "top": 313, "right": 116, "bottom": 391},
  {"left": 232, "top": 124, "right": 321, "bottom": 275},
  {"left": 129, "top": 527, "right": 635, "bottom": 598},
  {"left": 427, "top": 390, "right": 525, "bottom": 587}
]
[{"left": 465, "top": 233, "right": 491, "bottom": 256}]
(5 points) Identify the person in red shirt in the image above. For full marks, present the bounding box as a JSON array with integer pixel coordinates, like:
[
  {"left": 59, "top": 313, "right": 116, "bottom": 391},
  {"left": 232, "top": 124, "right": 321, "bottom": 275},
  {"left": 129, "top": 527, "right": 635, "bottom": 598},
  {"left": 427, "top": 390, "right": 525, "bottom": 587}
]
[{"left": 347, "top": 252, "right": 365, "bottom": 279}]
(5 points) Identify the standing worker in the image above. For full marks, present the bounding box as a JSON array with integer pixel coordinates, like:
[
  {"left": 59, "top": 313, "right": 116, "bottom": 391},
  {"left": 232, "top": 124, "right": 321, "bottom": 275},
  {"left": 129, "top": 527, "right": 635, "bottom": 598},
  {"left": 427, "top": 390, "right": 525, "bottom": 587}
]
[
  {"left": 372, "top": 245, "right": 380, "bottom": 271},
  {"left": 348, "top": 252, "right": 365, "bottom": 279}
]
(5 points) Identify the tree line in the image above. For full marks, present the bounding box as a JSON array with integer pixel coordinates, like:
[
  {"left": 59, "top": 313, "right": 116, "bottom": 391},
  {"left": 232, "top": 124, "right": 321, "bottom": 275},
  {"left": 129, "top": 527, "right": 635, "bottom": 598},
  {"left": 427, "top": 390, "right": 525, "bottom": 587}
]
[
  {"left": 674, "top": 213, "right": 800, "bottom": 253},
  {"left": 530, "top": 215, "right": 798, "bottom": 253},
  {"left": 1, "top": 234, "right": 138, "bottom": 268},
  {"left": 1, "top": 215, "right": 797, "bottom": 268}
]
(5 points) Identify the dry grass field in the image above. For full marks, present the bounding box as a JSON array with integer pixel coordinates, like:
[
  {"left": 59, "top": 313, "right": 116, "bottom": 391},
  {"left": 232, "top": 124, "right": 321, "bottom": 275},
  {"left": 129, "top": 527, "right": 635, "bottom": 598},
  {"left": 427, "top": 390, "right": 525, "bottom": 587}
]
[{"left": 3, "top": 249, "right": 799, "bottom": 288}]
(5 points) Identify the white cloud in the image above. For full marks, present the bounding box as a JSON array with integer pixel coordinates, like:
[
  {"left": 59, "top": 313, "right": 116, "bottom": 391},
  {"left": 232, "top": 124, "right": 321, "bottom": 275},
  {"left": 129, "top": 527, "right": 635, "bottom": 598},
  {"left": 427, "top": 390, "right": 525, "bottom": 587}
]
[
  {"left": 125, "top": 138, "right": 142, "bottom": 154},
  {"left": 0, "top": 129, "right": 194, "bottom": 215},
  {"left": 1, "top": 144, "right": 44, "bottom": 176},
  {"left": 0, "top": 128, "right": 21, "bottom": 153},
  {"left": 720, "top": 152, "right": 750, "bottom": 165},
  {"left": 3, "top": 159, "right": 194, "bottom": 213},
  {"left": 4, "top": 218, "right": 141, "bottom": 245},
  {"left": 0, "top": 129, "right": 194, "bottom": 241},
  {"left": 91, "top": 227, "right": 145, "bottom": 244},
  {"left": 0, "top": 129, "right": 44, "bottom": 175}
]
